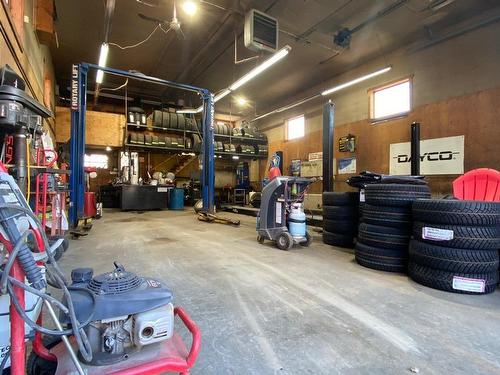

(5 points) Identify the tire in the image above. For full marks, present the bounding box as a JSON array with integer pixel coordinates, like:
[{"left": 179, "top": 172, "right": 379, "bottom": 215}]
[
  {"left": 358, "top": 222, "right": 410, "bottom": 251},
  {"left": 170, "top": 112, "right": 178, "bottom": 129},
  {"left": 153, "top": 110, "right": 163, "bottom": 127},
  {"left": 276, "top": 232, "right": 293, "bottom": 250},
  {"left": 365, "top": 184, "right": 431, "bottom": 207},
  {"left": 408, "top": 262, "right": 498, "bottom": 294},
  {"left": 177, "top": 114, "right": 185, "bottom": 130},
  {"left": 323, "top": 230, "right": 354, "bottom": 248},
  {"left": 409, "top": 239, "right": 499, "bottom": 273},
  {"left": 323, "top": 205, "right": 357, "bottom": 220},
  {"left": 355, "top": 254, "right": 407, "bottom": 273},
  {"left": 323, "top": 219, "right": 357, "bottom": 235},
  {"left": 300, "top": 231, "right": 312, "bottom": 247},
  {"left": 362, "top": 204, "right": 412, "bottom": 229},
  {"left": 27, "top": 336, "right": 61, "bottom": 375},
  {"left": 161, "top": 111, "right": 170, "bottom": 128},
  {"left": 355, "top": 242, "right": 408, "bottom": 272},
  {"left": 322, "top": 192, "right": 359, "bottom": 206},
  {"left": 412, "top": 199, "right": 500, "bottom": 227},
  {"left": 413, "top": 222, "right": 500, "bottom": 250},
  {"left": 165, "top": 136, "right": 172, "bottom": 148}
]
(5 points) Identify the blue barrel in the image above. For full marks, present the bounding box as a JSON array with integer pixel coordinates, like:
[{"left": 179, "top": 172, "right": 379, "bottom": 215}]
[{"left": 169, "top": 188, "right": 184, "bottom": 210}]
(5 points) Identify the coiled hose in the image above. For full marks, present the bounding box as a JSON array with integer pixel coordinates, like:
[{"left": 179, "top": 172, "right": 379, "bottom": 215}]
[{"left": 0, "top": 204, "right": 94, "bottom": 365}]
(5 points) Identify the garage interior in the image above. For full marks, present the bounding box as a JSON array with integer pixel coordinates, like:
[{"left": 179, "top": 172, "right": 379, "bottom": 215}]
[{"left": 1, "top": 1, "right": 500, "bottom": 374}]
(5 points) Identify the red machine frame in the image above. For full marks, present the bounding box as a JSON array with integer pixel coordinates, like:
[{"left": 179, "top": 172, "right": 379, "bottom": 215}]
[{"left": 3, "top": 158, "right": 201, "bottom": 374}]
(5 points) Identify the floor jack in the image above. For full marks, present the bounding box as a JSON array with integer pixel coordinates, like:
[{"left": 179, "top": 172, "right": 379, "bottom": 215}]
[{"left": 0, "top": 161, "right": 201, "bottom": 375}]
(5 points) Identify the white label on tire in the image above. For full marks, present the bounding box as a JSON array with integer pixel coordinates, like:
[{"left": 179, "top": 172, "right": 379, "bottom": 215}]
[
  {"left": 422, "top": 227, "right": 454, "bottom": 241},
  {"left": 359, "top": 189, "right": 365, "bottom": 202},
  {"left": 452, "top": 276, "right": 485, "bottom": 293}
]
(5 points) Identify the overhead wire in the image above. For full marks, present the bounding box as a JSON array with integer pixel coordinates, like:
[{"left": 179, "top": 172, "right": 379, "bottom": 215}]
[{"left": 108, "top": 24, "right": 160, "bottom": 50}]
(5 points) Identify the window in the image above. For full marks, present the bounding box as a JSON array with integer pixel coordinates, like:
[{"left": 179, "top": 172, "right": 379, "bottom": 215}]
[
  {"left": 84, "top": 154, "right": 108, "bottom": 169},
  {"left": 287, "top": 115, "right": 305, "bottom": 140},
  {"left": 371, "top": 79, "right": 411, "bottom": 121}
]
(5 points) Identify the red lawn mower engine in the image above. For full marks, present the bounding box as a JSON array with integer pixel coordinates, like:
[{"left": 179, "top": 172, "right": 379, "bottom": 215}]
[{"left": 57, "top": 263, "right": 175, "bottom": 369}]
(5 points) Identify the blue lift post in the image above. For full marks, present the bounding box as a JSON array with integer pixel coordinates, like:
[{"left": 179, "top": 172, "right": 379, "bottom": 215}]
[{"left": 69, "top": 63, "right": 214, "bottom": 227}]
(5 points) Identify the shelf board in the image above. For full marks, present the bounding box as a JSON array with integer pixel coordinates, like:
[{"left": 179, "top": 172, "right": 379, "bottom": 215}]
[
  {"left": 126, "top": 123, "right": 201, "bottom": 134},
  {"left": 124, "top": 143, "right": 192, "bottom": 153}
]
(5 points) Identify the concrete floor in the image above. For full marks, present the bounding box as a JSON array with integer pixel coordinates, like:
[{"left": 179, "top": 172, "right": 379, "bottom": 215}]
[{"left": 59, "top": 209, "right": 500, "bottom": 375}]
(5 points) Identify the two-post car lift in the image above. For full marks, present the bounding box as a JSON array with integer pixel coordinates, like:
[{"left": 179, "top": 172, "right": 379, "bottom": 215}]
[{"left": 69, "top": 63, "right": 216, "bottom": 228}]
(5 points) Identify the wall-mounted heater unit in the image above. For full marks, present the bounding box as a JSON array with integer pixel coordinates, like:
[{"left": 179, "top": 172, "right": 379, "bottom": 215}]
[{"left": 244, "top": 9, "right": 278, "bottom": 53}]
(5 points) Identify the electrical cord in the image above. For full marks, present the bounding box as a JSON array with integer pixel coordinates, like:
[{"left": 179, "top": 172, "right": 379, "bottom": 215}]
[
  {"left": 108, "top": 24, "right": 160, "bottom": 50},
  {"left": 0, "top": 347, "right": 10, "bottom": 375},
  {"left": 0, "top": 204, "right": 95, "bottom": 362}
]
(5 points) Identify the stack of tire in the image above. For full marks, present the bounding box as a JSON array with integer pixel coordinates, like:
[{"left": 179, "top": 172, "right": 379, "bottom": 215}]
[
  {"left": 355, "top": 184, "right": 431, "bottom": 272},
  {"left": 409, "top": 199, "right": 500, "bottom": 294},
  {"left": 322, "top": 192, "right": 359, "bottom": 248}
]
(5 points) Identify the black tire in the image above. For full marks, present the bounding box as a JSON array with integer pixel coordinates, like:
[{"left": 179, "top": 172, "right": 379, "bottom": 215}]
[
  {"left": 323, "top": 219, "right": 357, "bottom": 235},
  {"left": 362, "top": 204, "right": 412, "bottom": 229},
  {"left": 409, "top": 239, "right": 499, "bottom": 273},
  {"left": 153, "top": 110, "right": 163, "bottom": 127},
  {"left": 323, "top": 205, "right": 357, "bottom": 220},
  {"left": 137, "top": 133, "right": 145, "bottom": 145},
  {"left": 161, "top": 111, "right": 170, "bottom": 128},
  {"left": 354, "top": 252, "right": 407, "bottom": 273},
  {"left": 412, "top": 199, "right": 500, "bottom": 227},
  {"left": 276, "top": 232, "right": 293, "bottom": 250},
  {"left": 300, "top": 231, "right": 312, "bottom": 247},
  {"left": 177, "top": 114, "right": 185, "bottom": 130},
  {"left": 408, "top": 262, "right": 498, "bottom": 294},
  {"left": 170, "top": 112, "right": 178, "bottom": 129},
  {"left": 27, "top": 336, "right": 61, "bottom": 375},
  {"left": 358, "top": 222, "right": 410, "bottom": 251},
  {"left": 322, "top": 191, "right": 359, "bottom": 206},
  {"left": 323, "top": 230, "right": 354, "bottom": 248},
  {"left": 365, "top": 184, "right": 431, "bottom": 207},
  {"left": 413, "top": 222, "right": 500, "bottom": 250}
]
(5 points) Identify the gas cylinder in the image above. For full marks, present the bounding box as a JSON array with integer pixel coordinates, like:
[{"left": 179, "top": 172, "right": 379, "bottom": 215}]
[{"left": 288, "top": 204, "right": 306, "bottom": 238}]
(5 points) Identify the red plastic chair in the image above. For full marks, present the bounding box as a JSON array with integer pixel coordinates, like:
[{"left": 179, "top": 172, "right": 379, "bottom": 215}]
[{"left": 453, "top": 168, "right": 500, "bottom": 202}]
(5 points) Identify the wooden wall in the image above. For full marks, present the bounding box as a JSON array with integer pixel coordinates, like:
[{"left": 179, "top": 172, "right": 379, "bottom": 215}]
[
  {"left": 55, "top": 106, "right": 125, "bottom": 147},
  {"left": 262, "top": 86, "right": 500, "bottom": 195}
]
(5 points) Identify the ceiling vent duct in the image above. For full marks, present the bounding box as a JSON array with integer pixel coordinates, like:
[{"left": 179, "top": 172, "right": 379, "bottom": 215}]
[{"left": 244, "top": 9, "right": 278, "bottom": 53}]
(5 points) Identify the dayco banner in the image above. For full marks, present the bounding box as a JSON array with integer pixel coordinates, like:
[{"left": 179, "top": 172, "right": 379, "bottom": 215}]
[{"left": 390, "top": 135, "right": 464, "bottom": 175}]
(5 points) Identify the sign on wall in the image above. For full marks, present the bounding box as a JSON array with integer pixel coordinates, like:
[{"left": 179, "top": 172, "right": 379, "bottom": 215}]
[
  {"left": 390, "top": 135, "right": 464, "bottom": 175},
  {"left": 338, "top": 157, "right": 356, "bottom": 174}
]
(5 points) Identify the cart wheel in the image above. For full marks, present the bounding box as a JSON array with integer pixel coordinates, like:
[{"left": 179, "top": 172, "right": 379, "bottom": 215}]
[
  {"left": 257, "top": 235, "right": 265, "bottom": 244},
  {"left": 276, "top": 232, "right": 293, "bottom": 250},
  {"left": 300, "top": 231, "right": 313, "bottom": 247},
  {"left": 27, "top": 336, "right": 61, "bottom": 375}
]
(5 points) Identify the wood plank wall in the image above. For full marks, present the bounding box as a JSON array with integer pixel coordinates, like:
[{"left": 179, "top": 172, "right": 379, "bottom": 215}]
[
  {"left": 262, "top": 86, "right": 500, "bottom": 195},
  {"left": 55, "top": 106, "right": 125, "bottom": 147}
]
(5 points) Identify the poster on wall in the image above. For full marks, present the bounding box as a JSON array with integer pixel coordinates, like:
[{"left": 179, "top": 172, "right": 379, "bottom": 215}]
[
  {"left": 338, "top": 157, "right": 356, "bottom": 174},
  {"left": 390, "top": 135, "right": 464, "bottom": 175}
]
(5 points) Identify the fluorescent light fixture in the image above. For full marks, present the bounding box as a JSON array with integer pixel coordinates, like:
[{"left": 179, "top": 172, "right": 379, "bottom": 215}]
[
  {"left": 229, "top": 45, "right": 291, "bottom": 91},
  {"left": 177, "top": 108, "right": 198, "bottom": 114},
  {"left": 232, "top": 155, "right": 239, "bottom": 160},
  {"left": 96, "top": 42, "right": 109, "bottom": 84},
  {"left": 182, "top": 0, "right": 197, "bottom": 15},
  {"left": 321, "top": 66, "right": 392, "bottom": 96},
  {"left": 214, "top": 89, "right": 231, "bottom": 103}
]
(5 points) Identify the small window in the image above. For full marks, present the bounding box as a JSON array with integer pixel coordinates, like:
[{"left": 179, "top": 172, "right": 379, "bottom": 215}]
[
  {"left": 371, "top": 79, "right": 411, "bottom": 121},
  {"left": 84, "top": 154, "right": 108, "bottom": 169},
  {"left": 287, "top": 115, "right": 305, "bottom": 140}
]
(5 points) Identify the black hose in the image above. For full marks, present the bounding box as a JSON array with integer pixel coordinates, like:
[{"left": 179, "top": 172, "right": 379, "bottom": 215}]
[
  {"left": 7, "top": 276, "right": 68, "bottom": 314},
  {"left": 0, "top": 347, "right": 10, "bottom": 375},
  {"left": 0, "top": 229, "right": 34, "bottom": 293}
]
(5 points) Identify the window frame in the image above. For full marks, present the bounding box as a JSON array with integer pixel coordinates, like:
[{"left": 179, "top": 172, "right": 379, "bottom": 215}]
[
  {"left": 369, "top": 77, "right": 413, "bottom": 123},
  {"left": 286, "top": 114, "right": 305, "bottom": 141}
]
